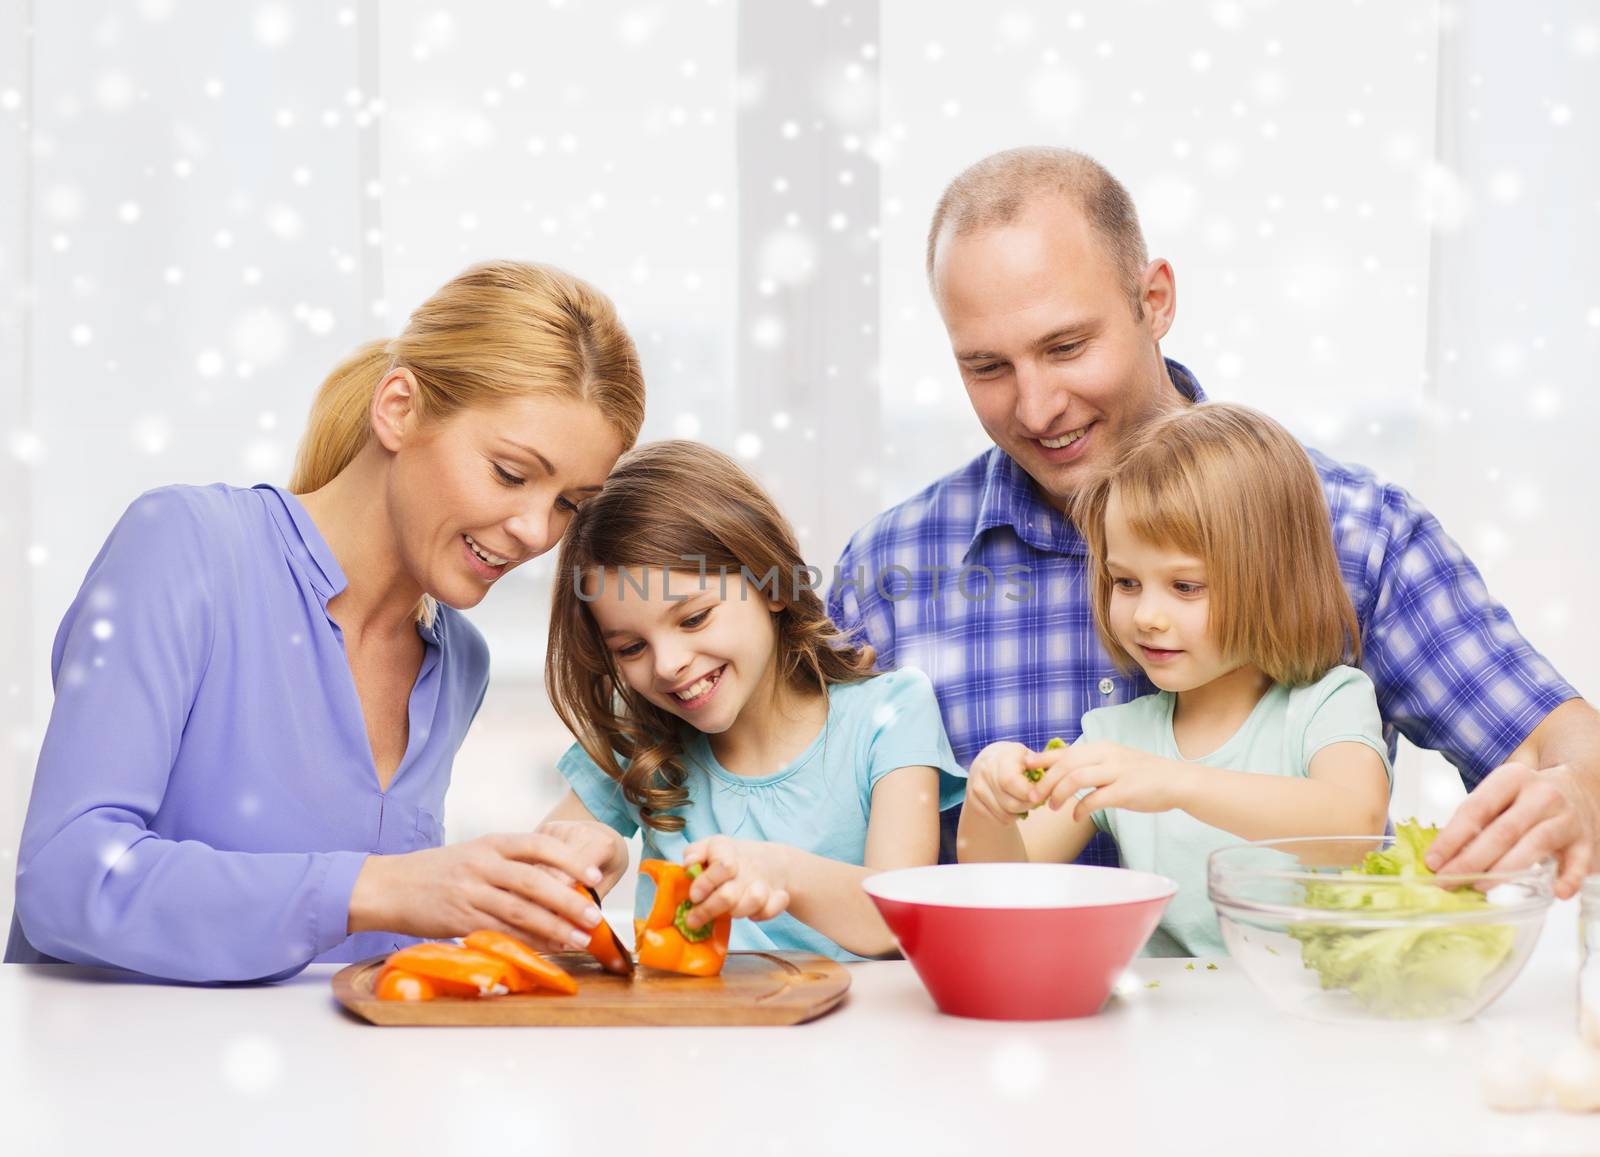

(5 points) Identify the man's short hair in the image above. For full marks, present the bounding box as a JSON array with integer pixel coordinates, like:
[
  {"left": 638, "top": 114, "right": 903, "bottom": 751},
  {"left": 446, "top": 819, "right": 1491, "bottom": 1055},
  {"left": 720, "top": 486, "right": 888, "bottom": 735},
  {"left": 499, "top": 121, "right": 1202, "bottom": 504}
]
[{"left": 926, "top": 147, "right": 1150, "bottom": 315}]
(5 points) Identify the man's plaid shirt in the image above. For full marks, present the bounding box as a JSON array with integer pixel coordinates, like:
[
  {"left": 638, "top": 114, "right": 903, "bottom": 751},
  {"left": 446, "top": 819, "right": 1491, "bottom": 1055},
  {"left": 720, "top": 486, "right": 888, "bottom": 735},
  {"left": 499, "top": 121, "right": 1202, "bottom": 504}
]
[{"left": 827, "top": 360, "right": 1577, "bottom": 865}]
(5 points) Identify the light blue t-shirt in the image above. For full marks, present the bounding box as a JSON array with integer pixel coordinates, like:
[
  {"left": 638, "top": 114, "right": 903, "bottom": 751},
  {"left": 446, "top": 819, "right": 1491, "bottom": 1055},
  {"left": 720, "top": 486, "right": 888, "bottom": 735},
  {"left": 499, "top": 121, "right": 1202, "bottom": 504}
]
[
  {"left": 558, "top": 666, "right": 967, "bottom": 961},
  {"left": 1082, "top": 664, "right": 1392, "bottom": 958}
]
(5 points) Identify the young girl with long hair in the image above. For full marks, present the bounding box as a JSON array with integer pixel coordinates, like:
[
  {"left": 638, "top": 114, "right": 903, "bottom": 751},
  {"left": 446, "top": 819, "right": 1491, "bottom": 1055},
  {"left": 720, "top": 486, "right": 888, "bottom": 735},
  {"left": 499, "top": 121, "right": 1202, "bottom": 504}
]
[
  {"left": 544, "top": 440, "right": 965, "bottom": 960},
  {"left": 958, "top": 403, "right": 1391, "bottom": 956}
]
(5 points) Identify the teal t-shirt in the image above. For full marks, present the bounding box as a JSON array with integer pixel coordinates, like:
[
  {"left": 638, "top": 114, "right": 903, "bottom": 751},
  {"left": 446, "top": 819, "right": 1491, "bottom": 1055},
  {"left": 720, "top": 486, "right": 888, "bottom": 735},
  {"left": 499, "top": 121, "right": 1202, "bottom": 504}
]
[
  {"left": 1082, "top": 664, "right": 1391, "bottom": 958},
  {"left": 557, "top": 666, "right": 967, "bottom": 962}
]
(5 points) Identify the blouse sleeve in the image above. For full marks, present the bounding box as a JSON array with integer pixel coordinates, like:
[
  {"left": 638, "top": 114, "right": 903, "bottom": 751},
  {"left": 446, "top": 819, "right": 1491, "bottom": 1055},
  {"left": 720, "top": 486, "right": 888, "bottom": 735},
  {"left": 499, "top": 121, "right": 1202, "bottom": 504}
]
[{"left": 11, "top": 489, "right": 368, "bottom": 983}]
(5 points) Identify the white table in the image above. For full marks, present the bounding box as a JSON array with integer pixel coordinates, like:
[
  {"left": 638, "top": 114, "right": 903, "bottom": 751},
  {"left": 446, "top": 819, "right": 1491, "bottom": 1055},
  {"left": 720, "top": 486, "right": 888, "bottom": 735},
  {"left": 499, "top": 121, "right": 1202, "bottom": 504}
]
[{"left": 2, "top": 899, "right": 1594, "bottom": 1156}]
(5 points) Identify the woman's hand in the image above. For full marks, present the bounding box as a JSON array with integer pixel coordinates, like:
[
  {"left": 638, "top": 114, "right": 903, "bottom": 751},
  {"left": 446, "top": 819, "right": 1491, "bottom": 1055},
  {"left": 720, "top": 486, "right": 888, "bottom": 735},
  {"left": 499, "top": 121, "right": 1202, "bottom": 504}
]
[
  {"left": 347, "top": 832, "right": 608, "bottom": 954},
  {"left": 680, "top": 835, "right": 792, "bottom": 929},
  {"left": 1044, "top": 741, "right": 1189, "bottom": 821},
  {"left": 965, "top": 741, "right": 1072, "bottom": 825}
]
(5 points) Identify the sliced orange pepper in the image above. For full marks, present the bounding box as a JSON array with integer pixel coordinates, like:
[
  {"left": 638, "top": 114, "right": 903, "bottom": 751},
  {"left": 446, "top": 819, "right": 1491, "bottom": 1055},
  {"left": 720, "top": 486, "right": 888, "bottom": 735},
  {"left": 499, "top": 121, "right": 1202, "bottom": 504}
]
[
  {"left": 384, "top": 942, "right": 516, "bottom": 996},
  {"left": 635, "top": 860, "right": 731, "bottom": 977},
  {"left": 375, "top": 957, "right": 480, "bottom": 998},
  {"left": 572, "top": 881, "right": 635, "bottom": 976},
  {"left": 390, "top": 966, "right": 479, "bottom": 998},
  {"left": 490, "top": 959, "right": 539, "bottom": 994},
  {"left": 374, "top": 966, "right": 437, "bottom": 1002},
  {"left": 462, "top": 930, "right": 578, "bottom": 996}
]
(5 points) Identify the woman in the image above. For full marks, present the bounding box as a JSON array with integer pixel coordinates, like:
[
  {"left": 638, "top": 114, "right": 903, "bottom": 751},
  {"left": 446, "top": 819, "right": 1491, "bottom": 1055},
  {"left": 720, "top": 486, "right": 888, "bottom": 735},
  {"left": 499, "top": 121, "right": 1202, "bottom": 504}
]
[{"left": 6, "top": 260, "right": 646, "bottom": 982}]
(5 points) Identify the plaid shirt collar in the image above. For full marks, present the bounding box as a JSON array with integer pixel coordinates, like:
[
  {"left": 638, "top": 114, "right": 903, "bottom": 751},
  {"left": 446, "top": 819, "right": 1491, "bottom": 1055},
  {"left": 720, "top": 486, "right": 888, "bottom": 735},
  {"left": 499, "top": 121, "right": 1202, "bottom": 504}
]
[{"left": 967, "top": 357, "right": 1207, "bottom": 560}]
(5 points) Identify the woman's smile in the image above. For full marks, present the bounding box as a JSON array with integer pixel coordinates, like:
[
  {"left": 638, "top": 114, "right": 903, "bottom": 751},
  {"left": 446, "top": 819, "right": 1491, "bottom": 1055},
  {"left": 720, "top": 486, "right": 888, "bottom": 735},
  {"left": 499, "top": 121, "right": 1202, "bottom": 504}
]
[{"left": 461, "top": 533, "right": 511, "bottom": 581}]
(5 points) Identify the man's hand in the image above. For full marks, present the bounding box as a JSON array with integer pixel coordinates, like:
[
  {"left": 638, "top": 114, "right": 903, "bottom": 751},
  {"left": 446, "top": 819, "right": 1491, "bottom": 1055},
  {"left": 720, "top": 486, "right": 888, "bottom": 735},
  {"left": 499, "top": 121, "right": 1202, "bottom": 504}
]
[{"left": 1427, "top": 761, "right": 1600, "bottom": 898}]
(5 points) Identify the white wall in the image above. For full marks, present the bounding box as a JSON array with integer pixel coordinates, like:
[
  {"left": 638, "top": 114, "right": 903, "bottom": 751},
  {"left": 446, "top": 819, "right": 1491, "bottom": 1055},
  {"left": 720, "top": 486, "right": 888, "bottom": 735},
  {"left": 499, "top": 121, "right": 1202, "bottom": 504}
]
[
  {"left": 1413, "top": 2, "right": 1600, "bottom": 818},
  {"left": 3, "top": 1, "right": 1597, "bottom": 926},
  {"left": 878, "top": 0, "right": 1441, "bottom": 494},
  {"left": 1, "top": 0, "right": 32, "bottom": 906}
]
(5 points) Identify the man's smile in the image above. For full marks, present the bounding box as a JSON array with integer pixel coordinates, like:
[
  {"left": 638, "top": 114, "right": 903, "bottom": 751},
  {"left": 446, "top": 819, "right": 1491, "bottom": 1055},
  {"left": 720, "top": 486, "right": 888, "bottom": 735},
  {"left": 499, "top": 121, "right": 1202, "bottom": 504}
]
[{"left": 1032, "top": 421, "right": 1096, "bottom": 463}]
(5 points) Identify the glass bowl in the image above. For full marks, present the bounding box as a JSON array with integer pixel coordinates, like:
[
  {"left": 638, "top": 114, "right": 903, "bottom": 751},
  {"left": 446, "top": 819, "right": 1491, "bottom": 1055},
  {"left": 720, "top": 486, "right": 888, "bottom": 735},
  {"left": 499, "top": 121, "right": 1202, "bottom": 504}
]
[{"left": 1208, "top": 836, "right": 1554, "bottom": 1024}]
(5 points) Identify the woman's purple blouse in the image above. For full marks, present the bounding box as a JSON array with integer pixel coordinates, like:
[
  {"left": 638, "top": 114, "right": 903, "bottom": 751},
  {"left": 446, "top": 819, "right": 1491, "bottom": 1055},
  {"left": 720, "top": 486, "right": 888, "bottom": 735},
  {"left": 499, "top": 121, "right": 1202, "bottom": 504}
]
[{"left": 6, "top": 484, "right": 490, "bottom": 982}]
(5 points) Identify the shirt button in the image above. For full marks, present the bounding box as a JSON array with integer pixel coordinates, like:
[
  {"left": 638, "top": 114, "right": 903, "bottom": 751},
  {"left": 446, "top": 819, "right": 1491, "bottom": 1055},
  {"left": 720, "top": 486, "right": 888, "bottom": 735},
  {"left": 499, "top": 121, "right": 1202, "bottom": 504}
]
[{"left": 1098, "top": 677, "right": 1115, "bottom": 696}]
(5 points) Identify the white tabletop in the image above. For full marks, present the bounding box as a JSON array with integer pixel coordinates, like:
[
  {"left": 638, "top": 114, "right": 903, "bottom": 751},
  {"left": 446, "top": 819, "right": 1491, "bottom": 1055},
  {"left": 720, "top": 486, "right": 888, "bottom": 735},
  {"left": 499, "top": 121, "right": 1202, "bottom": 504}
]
[{"left": 2, "top": 898, "right": 1594, "bottom": 1157}]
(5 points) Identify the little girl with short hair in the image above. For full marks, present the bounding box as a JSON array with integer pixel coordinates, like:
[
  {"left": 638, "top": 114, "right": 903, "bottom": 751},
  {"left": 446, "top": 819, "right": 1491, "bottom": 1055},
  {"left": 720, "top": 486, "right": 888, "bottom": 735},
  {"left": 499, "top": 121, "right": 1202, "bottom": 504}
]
[
  {"left": 958, "top": 402, "right": 1391, "bottom": 956},
  {"left": 543, "top": 440, "right": 965, "bottom": 961}
]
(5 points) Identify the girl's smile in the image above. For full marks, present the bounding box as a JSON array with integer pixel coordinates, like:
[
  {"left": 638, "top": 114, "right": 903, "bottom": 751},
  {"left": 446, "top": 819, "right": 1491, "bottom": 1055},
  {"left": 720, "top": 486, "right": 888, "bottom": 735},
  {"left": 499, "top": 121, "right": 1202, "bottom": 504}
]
[
  {"left": 666, "top": 664, "right": 726, "bottom": 710},
  {"left": 587, "top": 570, "right": 786, "bottom": 739},
  {"left": 1137, "top": 644, "right": 1185, "bottom": 665}
]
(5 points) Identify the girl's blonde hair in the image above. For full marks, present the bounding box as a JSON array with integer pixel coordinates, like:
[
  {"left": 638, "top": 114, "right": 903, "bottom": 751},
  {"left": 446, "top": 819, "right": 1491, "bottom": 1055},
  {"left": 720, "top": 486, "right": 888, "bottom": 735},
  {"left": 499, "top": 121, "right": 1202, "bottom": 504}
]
[
  {"left": 289, "top": 260, "right": 645, "bottom": 494},
  {"left": 1073, "top": 402, "right": 1360, "bottom": 687},
  {"left": 547, "top": 440, "right": 876, "bottom": 832}
]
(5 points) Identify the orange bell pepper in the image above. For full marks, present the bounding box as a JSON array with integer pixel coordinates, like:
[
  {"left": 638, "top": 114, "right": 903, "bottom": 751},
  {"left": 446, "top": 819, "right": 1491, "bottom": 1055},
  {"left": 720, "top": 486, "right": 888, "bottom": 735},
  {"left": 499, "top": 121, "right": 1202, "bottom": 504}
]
[
  {"left": 374, "top": 966, "right": 438, "bottom": 1002},
  {"left": 379, "top": 961, "right": 478, "bottom": 999},
  {"left": 384, "top": 942, "right": 518, "bottom": 996},
  {"left": 462, "top": 930, "right": 578, "bottom": 996},
  {"left": 572, "top": 881, "right": 635, "bottom": 976},
  {"left": 634, "top": 860, "right": 731, "bottom": 977}
]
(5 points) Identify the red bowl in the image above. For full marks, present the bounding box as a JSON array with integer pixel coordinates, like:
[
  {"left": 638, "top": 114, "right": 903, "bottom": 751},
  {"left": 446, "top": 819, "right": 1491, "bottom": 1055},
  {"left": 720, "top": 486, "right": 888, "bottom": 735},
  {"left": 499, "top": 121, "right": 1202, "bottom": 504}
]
[{"left": 863, "top": 863, "right": 1177, "bottom": 1020}]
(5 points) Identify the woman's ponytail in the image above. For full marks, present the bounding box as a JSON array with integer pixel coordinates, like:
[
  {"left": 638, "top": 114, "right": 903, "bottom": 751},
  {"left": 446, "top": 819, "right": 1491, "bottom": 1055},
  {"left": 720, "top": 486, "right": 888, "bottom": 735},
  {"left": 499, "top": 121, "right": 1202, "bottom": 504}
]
[
  {"left": 289, "top": 260, "right": 645, "bottom": 498},
  {"left": 288, "top": 339, "right": 394, "bottom": 494}
]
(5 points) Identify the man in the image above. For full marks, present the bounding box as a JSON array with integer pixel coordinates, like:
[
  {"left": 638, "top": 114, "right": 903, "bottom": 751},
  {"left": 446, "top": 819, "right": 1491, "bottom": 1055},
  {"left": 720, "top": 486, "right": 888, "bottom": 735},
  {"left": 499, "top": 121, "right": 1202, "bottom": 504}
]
[{"left": 828, "top": 146, "right": 1599, "bottom": 895}]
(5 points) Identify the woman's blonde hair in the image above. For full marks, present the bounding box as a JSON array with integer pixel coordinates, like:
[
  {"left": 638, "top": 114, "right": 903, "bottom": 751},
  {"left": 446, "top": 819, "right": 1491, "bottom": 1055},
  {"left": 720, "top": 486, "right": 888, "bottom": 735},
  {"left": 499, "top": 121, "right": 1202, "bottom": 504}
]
[
  {"left": 1073, "top": 402, "right": 1360, "bottom": 687},
  {"left": 289, "top": 260, "right": 645, "bottom": 494},
  {"left": 546, "top": 440, "right": 876, "bottom": 832}
]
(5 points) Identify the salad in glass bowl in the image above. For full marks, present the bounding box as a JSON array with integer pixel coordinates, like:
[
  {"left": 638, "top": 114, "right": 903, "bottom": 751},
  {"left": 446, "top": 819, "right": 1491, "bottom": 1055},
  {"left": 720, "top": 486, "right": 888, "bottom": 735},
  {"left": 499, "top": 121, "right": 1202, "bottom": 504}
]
[{"left": 1208, "top": 822, "right": 1554, "bottom": 1023}]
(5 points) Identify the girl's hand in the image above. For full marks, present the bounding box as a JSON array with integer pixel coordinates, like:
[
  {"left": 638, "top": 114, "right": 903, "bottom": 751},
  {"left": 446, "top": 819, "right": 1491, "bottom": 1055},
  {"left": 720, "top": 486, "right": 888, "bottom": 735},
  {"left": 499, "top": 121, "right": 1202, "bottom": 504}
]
[
  {"left": 680, "top": 836, "right": 791, "bottom": 928},
  {"left": 535, "top": 818, "right": 630, "bottom": 887},
  {"left": 348, "top": 833, "right": 607, "bottom": 954},
  {"left": 1044, "top": 742, "right": 1189, "bottom": 821},
  {"left": 966, "top": 741, "right": 1073, "bottom": 825}
]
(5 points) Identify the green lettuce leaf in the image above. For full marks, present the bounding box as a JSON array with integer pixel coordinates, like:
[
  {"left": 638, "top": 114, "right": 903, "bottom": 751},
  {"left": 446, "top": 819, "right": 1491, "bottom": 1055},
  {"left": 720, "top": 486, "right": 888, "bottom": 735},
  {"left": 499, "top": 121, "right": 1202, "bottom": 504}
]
[{"left": 1286, "top": 820, "right": 1515, "bottom": 1017}]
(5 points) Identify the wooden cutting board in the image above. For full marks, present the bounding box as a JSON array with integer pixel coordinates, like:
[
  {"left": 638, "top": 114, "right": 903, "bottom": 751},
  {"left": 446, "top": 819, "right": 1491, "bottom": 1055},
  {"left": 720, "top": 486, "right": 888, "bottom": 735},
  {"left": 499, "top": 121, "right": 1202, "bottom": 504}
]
[{"left": 332, "top": 950, "right": 851, "bottom": 1027}]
